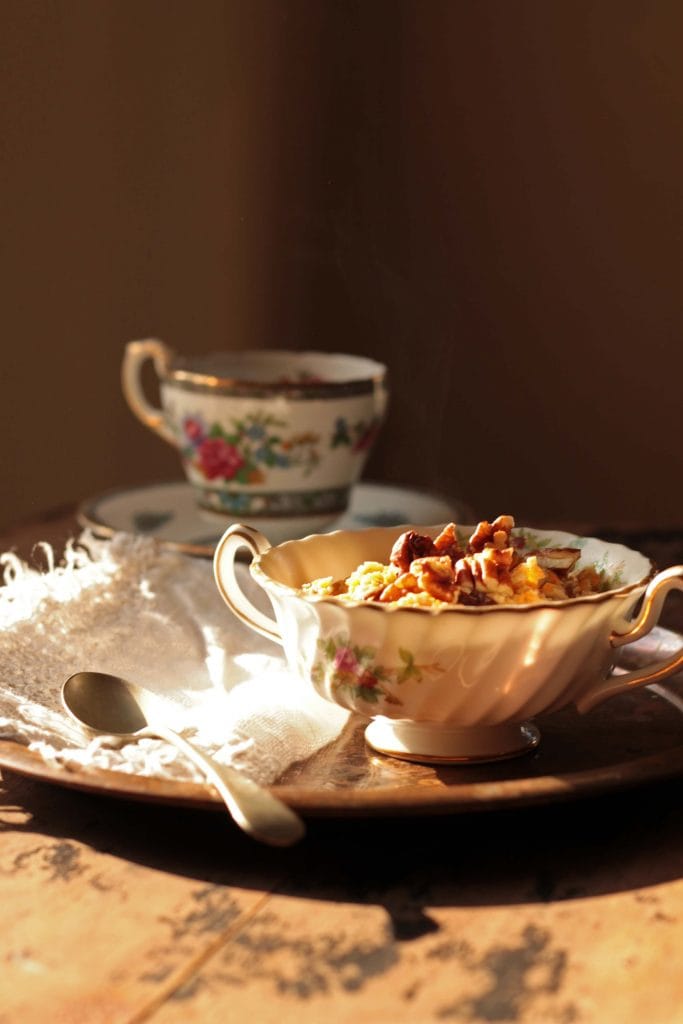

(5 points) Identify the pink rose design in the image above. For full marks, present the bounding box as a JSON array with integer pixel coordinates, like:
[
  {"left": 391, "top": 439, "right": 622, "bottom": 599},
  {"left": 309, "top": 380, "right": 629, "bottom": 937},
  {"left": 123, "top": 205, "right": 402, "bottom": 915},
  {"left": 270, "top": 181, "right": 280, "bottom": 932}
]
[
  {"left": 183, "top": 416, "right": 205, "bottom": 444},
  {"left": 197, "top": 437, "right": 245, "bottom": 480},
  {"left": 333, "top": 647, "right": 358, "bottom": 674}
]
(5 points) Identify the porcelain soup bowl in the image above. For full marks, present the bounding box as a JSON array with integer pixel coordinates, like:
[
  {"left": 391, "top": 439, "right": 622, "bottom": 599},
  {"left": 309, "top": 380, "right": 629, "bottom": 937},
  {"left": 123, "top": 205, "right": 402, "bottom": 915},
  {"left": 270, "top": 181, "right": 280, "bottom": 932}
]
[
  {"left": 214, "top": 523, "right": 683, "bottom": 762},
  {"left": 122, "top": 339, "right": 388, "bottom": 536}
]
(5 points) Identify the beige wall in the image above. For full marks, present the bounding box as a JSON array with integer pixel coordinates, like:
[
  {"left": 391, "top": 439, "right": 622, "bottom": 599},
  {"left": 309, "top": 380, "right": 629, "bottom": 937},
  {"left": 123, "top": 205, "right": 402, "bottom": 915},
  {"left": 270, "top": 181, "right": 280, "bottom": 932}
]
[{"left": 2, "top": 0, "right": 682, "bottom": 534}]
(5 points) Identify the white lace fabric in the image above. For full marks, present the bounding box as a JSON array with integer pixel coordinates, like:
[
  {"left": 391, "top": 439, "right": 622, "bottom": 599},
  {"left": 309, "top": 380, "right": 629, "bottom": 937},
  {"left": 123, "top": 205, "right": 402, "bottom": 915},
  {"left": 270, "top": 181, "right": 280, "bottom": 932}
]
[{"left": 0, "top": 531, "right": 348, "bottom": 786}]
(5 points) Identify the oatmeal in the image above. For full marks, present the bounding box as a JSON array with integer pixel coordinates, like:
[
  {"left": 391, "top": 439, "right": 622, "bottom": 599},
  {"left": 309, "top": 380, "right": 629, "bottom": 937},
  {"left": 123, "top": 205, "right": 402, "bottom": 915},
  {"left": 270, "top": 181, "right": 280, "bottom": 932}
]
[{"left": 301, "top": 515, "right": 606, "bottom": 607}]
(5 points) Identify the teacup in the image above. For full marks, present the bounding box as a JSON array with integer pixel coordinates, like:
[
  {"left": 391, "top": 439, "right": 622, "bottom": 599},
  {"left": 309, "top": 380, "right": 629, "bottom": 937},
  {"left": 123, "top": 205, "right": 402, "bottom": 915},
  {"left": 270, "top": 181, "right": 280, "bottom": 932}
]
[
  {"left": 122, "top": 339, "right": 388, "bottom": 535},
  {"left": 213, "top": 522, "right": 683, "bottom": 763}
]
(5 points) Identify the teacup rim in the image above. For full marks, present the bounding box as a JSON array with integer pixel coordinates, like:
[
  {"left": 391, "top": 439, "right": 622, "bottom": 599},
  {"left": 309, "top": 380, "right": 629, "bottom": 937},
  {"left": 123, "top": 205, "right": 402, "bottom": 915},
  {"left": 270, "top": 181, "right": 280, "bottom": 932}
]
[
  {"left": 250, "top": 522, "right": 657, "bottom": 614},
  {"left": 163, "top": 348, "right": 387, "bottom": 394}
]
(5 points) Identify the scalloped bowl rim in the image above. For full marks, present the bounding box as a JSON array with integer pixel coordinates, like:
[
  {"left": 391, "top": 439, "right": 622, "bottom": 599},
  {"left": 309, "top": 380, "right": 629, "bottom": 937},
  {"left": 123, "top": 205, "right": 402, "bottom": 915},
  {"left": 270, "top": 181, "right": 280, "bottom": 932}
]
[{"left": 249, "top": 523, "right": 656, "bottom": 614}]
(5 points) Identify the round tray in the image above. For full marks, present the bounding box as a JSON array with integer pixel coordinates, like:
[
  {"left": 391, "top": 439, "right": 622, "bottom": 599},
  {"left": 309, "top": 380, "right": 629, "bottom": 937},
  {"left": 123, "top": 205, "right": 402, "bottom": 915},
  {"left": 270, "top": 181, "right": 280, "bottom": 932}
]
[{"left": 2, "top": 671, "right": 683, "bottom": 817}]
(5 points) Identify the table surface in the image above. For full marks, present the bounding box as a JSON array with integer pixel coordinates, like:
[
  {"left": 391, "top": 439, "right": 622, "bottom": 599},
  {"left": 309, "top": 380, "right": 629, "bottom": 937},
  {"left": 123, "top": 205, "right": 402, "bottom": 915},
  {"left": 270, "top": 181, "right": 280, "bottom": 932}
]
[{"left": 1, "top": 508, "right": 683, "bottom": 1024}]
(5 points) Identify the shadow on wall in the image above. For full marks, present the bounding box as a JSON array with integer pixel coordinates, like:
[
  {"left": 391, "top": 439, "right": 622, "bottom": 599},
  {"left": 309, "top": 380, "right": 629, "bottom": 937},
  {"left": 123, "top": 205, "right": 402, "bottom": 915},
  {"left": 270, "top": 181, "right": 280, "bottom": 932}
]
[{"left": 1, "top": 0, "right": 682, "bottom": 533}]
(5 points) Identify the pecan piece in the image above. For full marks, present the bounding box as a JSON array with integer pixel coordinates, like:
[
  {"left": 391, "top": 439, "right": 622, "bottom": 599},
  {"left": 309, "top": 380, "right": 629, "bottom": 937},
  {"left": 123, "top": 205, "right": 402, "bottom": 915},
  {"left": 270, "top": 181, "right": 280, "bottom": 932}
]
[
  {"left": 432, "top": 522, "right": 464, "bottom": 562},
  {"left": 468, "top": 520, "right": 493, "bottom": 553},
  {"left": 389, "top": 530, "right": 436, "bottom": 573},
  {"left": 410, "top": 555, "right": 457, "bottom": 603},
  {"left": 468, "top": 515, "right": 515, "bottom": 553},
  {"left": 454, "top": 557, "right": 476, "bottom": 595},
  {"left": 470, "top": 548, "right": 514, "bottom": 596},
  {"left": 492, "top": 514, "right": 515, "bottom": 535}
]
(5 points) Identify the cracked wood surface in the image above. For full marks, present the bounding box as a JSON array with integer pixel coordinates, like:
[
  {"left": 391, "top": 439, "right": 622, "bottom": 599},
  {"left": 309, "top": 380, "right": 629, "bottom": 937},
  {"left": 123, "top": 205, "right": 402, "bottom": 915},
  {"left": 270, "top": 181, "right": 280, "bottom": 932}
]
[
  {"left": 1, "top": 511, "right": 683, "bottom": 1023},
  {"left": 2, "top": 767, "right": 683, "bottom": 1024}
]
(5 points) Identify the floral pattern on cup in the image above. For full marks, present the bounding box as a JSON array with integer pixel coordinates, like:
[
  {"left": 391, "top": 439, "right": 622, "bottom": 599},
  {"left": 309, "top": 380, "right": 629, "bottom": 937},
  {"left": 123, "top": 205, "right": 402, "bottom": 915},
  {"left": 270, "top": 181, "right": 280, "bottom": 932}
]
[
  {"left": 311, "top": 634, "right": 444, "bottom": 707},
  {"left": 180, "top": 413, "right": 321, "bottom": 484},
  {"left": 331, "top": 416, "right": 382, "bottom": 453}
]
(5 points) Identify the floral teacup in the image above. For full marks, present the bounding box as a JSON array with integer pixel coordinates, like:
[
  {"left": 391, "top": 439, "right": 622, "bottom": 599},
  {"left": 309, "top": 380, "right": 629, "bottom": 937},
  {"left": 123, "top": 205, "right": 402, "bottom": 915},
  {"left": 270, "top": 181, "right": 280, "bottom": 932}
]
[
  {"left": 122, "top": 340, "right": 388, "bottom": 535},
  {"left": 213, "top": 522, "right": 683, "bottom": 763}
]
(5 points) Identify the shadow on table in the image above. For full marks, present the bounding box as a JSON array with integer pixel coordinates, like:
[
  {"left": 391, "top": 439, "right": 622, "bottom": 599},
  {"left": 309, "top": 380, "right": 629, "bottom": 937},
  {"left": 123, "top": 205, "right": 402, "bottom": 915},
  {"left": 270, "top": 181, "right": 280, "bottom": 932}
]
[{"left": 2, "top": 765, "right": 682, "bottom": 936}]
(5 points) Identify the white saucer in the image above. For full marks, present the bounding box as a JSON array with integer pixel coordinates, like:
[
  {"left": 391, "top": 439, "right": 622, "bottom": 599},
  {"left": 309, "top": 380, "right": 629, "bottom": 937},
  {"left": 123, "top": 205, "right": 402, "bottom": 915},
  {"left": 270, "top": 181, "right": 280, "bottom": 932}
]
[{"left": 77, "top": 480, "right": 472, "bottom": 557}]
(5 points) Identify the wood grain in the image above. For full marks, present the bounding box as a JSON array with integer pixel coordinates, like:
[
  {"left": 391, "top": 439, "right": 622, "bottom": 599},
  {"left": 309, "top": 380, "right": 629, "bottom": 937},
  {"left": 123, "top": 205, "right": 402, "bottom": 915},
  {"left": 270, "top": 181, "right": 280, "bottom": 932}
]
[
  {"left": 2, "top": 510, "right": 683, "bottom": 1023},
  {"left": 3, "top": 763, "right": 683, "bottom": 1024}
]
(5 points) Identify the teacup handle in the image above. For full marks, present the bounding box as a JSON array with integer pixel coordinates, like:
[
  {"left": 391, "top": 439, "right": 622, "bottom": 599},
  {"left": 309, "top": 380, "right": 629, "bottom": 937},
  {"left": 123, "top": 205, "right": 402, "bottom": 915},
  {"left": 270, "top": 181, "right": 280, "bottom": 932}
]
[
  {"left": 121, "top": 338, "right": 177, "bottom": 447},
  {"left": 213, "top": 525, "right": 283, "bottom": 645},
  {"left": 577, "top": 565, "right": 683, "bottom": 714}
]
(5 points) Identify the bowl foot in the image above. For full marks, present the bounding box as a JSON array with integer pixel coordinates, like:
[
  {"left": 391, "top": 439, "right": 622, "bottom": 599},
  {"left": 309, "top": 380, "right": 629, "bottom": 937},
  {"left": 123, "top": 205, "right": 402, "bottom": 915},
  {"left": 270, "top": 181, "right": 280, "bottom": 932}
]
[{"left": 364, "top": 718, "right": 540, "bottom": 764}]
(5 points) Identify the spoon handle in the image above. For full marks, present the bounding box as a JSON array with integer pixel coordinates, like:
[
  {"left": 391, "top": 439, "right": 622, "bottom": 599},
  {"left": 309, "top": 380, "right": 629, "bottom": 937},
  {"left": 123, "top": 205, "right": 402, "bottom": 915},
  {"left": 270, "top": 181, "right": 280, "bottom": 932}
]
[{"left": 138, "top": 724, "right": 305, "bottom": 847}]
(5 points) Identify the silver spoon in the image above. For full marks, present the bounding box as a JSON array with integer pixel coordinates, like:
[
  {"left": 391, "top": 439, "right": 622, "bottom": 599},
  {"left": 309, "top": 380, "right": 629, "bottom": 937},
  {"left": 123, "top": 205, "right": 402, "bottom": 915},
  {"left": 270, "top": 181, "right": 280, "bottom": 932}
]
[{"left": 61, "top": 671, "right": 306, "bottom": 847}]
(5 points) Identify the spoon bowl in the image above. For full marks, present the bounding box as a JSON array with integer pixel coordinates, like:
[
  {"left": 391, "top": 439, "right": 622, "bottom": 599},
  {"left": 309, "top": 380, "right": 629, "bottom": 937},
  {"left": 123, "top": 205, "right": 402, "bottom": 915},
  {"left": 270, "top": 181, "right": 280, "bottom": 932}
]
[{"left": 61, "top": 671, "right": 306, "bottom": 847}]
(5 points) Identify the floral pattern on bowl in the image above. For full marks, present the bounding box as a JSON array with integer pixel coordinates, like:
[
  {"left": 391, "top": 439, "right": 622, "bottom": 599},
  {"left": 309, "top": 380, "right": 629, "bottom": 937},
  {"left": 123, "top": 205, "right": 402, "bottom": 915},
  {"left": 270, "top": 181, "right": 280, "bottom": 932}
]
[{"left": 311, "top": 634, "right": 444, "bottom": 708}]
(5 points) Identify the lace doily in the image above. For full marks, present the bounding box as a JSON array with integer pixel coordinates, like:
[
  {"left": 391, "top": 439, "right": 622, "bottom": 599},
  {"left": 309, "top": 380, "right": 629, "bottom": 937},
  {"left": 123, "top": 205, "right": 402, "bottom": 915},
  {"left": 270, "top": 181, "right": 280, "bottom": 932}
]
[{"left": 0, "top": 531, "right": 348, "bottom": 786}]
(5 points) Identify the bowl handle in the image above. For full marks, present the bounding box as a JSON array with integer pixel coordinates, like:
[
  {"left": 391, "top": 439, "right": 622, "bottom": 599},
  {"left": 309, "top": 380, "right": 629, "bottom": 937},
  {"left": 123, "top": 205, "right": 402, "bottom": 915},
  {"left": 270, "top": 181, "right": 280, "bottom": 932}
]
[
  {"left": 213, "top": 525, "right": 283, "bottom": 645},
  {"left": 577, "top": 565, "right": 683, "bottom": 714},
  {"left": 121, "top": 338, "right": 177, "bottom": 447}
]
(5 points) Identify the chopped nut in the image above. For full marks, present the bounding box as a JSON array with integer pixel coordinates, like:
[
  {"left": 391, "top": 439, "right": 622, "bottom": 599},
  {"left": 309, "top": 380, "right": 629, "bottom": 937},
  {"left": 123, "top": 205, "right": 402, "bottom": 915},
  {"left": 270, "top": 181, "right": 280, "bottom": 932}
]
[
  {"left": 573, "top": 567, "right": 604, "bottom": 595},
  {"left": 302, "top": 516, "right": 606, "bottom": 607},
  {"left": 454, "top": 557, "right": 475, "bottom": 594},
  {"left": 468, "top": 520, "right": 494, "bottom": 553},
  {"left": 492, "top": 514, "right": 515, "bottom": 534},
  {"left": 535, "top": 548, "right": 582, "bottom": 572},
  {"left": 470, "top": 549, "right": 514, "bottom": 598},
  {"left": 469, "top": 515, "right": 515, "bottom": 553},
  {"left": 410, "top": 555, "right": 457, "bottom": 603},
  {"left": 390, "top": 530, "right": 436, "bottom": 573},
  {"left": 433, "top": 523, "right": 464, "bottom": 561}
]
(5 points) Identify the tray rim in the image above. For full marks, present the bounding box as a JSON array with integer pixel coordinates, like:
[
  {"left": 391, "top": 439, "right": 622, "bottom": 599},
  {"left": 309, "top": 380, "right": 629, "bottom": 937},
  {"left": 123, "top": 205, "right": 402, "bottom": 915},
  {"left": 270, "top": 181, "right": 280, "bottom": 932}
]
[
  {"left": 3, "top": 716, "right": 683, "bottom": 818},
  {"left": 3, "top": 626, "right": 682, "bottom": 819}
]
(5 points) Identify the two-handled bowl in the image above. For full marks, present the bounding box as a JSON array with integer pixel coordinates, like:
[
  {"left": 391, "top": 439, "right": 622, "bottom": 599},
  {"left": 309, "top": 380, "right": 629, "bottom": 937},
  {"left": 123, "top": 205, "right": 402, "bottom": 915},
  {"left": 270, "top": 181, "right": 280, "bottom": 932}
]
[{"left": 214, "top": 522, "right": 683, "bottom": 762}]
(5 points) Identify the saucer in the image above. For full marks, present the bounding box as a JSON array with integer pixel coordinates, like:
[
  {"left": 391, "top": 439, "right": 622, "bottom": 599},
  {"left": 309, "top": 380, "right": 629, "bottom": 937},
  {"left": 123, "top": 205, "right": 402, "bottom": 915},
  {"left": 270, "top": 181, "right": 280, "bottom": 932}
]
[{"left": 77, "top": 480, "right": 473, "bottom": 557}]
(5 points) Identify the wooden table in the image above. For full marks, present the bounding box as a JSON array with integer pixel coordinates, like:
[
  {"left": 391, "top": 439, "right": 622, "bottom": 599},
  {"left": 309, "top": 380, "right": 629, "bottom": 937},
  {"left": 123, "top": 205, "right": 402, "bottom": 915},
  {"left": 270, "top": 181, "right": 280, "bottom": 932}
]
[{"left": 1, "top": 510, "right": 683, "bottom": 1024}]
